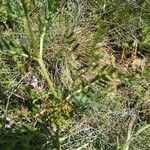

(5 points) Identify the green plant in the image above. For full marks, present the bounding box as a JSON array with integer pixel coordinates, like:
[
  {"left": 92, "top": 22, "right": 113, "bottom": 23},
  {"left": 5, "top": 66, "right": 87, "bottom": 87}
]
[{"left": 0, "top": 0, "right": 150, "bottom": 150}]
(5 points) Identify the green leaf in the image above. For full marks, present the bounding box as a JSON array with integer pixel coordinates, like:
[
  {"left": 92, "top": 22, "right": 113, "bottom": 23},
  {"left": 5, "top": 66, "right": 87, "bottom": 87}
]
[
  {"left": 21, "top": 44, "right": 30, "bottom": 56},
  {"left": 101, "top": 74, "right": 111, "bottom": 82}
]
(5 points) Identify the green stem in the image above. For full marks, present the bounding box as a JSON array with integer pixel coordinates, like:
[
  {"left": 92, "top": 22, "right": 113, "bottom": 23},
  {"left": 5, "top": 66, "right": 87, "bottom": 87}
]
[
  {"left": 39, "top": 26, "right": 46, "bottom": 60},
  {"left": 21, "top": 0, "right": 58, "bottom": 99},
  {"left": 21, "top": 0, "right": 37, "bottom": 51},
  {"left": 38, "top": 59, "right": 58, "bottom": 99},
  {"left": 55, "top": 126, "right": 61, "bottom": 150},
  {"left": 38, "top": 26, "right": 58, "bottom": 98}
]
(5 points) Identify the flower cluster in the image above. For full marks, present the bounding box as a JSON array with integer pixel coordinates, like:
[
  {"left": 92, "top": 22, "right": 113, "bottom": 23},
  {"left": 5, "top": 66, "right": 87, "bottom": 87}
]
[{"left": 27, "top": 74, "right": 43, "bottom": 91}]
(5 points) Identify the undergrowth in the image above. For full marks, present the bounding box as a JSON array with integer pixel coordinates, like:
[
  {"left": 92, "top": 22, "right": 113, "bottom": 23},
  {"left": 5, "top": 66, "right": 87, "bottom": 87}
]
[{"left": 0, "top": 0, "right": 150, "bottom": 150}]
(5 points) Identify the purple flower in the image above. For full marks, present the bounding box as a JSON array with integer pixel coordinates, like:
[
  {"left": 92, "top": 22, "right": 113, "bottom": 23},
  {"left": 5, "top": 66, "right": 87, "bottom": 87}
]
[
  {"left": 27, "top": 75, "right": 38, "bottom": 87},
  {"left": 36, "top": 83, "right": 43, "bottom": 90},
  {"left": 27, "top": 74, "right": 43, "bottom": 91}
]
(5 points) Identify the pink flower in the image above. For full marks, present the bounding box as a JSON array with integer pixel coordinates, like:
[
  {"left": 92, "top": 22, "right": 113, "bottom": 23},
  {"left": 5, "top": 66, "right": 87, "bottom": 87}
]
[{"left": 27, "top": 74, "right": 43, "bottom": 91}]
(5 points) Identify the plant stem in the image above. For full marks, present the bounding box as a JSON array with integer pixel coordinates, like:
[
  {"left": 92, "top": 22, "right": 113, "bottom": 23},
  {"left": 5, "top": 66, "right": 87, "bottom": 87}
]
[
  {"left": 38, "top": 59, "right": 58, "bottom": 99},
  {"left": 21, "top": 0, "right": 58, "bottom": 99},
  {"left": 21, "top": 0, "right": 37, "bottom": 51},
  {"left": 38, "top": 25, "right": 58, "bottom": 98},
  {"left": 55, "top": 126, "right": 61, "bottom": 150},
  {"left": 39, "top": 26, "right": 46, "bottom": 60}
]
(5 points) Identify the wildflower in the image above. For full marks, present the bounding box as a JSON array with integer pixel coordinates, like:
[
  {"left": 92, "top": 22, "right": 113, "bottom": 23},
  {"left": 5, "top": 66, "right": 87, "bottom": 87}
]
[
  {"left": 27, "top": 74, "right": 38, "bottom": 88},
  {"left": 27, "top": 74, "right": 43, "bottom": 91},
  {"left": 36, "top": 83, "right": 43, "bottom": 91}
]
